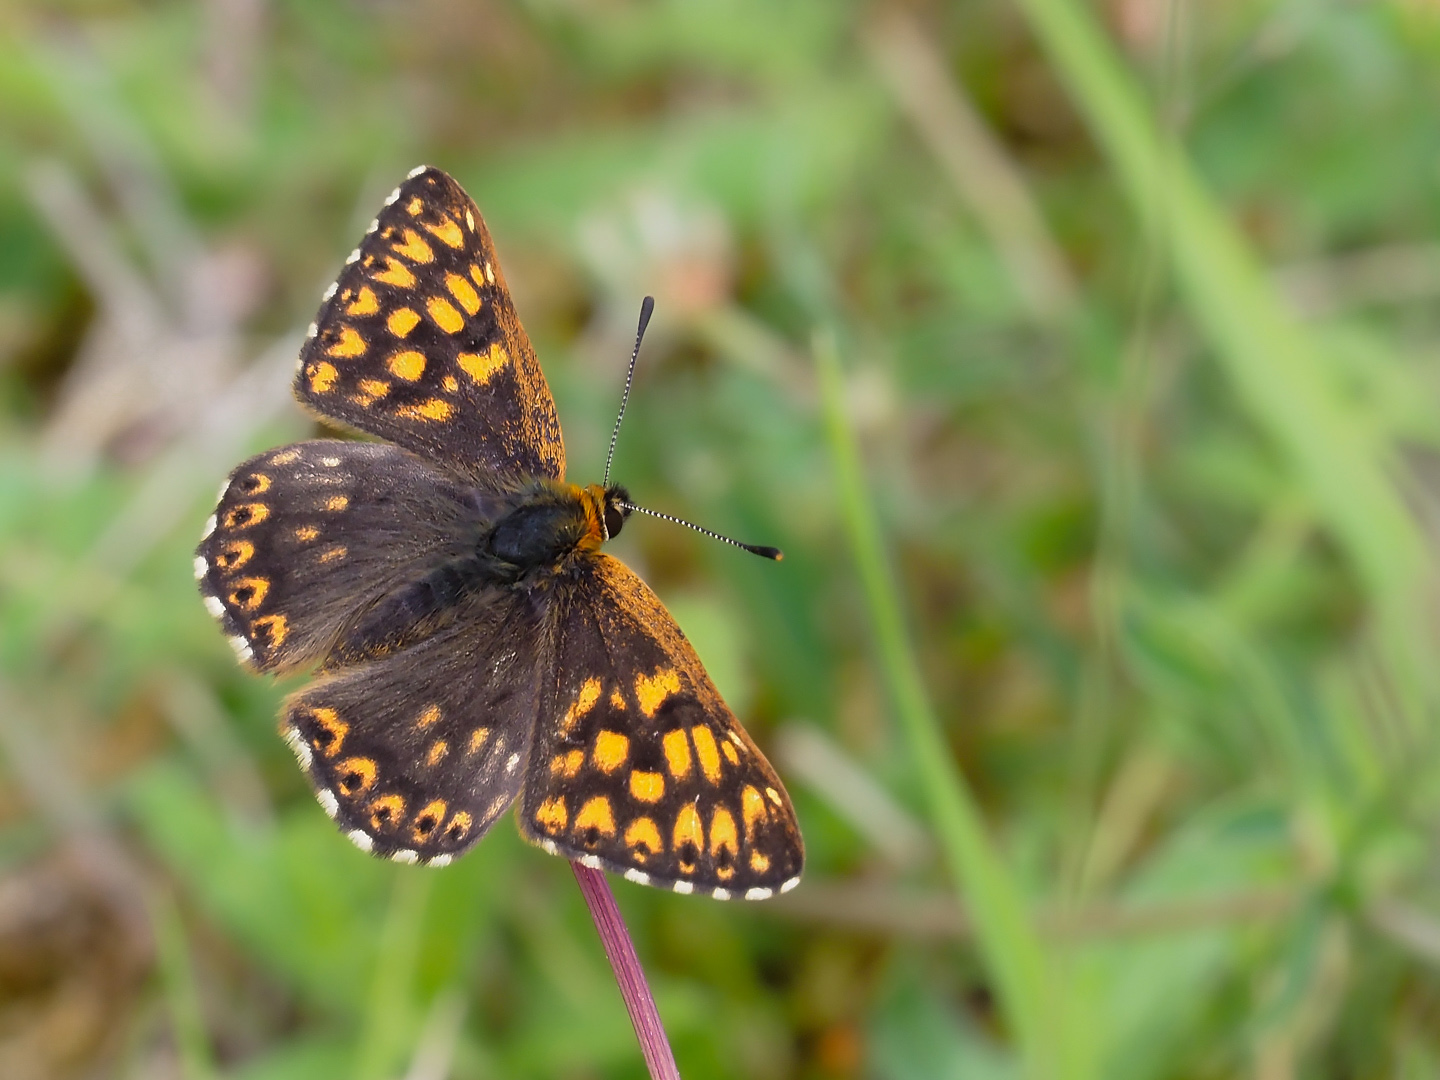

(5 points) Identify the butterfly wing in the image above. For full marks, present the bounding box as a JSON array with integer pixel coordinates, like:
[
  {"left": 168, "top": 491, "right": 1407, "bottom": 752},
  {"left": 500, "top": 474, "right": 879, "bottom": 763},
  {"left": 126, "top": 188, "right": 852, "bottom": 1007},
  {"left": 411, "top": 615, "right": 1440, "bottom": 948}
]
[
  {"left": 294, "top": 166, "right": 565, "bottom": 485},
  {"left": 195, "top": 439, "right": 486, "bottom": 673},
  {"left": 517, "top": 554, "right": 804, "bottom": 899},
  {"left": 280, "top": 587, "right": 543, "bottom": 865}
]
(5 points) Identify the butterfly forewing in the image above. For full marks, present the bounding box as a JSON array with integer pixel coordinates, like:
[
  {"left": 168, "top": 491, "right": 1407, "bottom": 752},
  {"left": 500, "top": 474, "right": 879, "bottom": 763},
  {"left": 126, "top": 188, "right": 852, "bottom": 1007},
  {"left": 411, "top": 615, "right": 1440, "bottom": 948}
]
[
  {"left": 295, "top": 167, "right": 565, "bottom": 485},
  {"left": 196, "top": 440, "right": 483, "bottom": 673},
  {"left": 281, "top": 588, "right": 543, "bottom": 865},
  {"left": 517, "top": 555, "right": 804, "bottom": 899}
]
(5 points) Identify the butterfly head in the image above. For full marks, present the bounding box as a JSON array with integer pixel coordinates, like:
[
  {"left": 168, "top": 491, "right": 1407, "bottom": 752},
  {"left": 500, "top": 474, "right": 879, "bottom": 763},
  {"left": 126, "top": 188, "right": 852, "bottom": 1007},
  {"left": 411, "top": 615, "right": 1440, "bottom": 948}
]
[{"left": 579, "top": 483, "right": 631, "bottom": 544}]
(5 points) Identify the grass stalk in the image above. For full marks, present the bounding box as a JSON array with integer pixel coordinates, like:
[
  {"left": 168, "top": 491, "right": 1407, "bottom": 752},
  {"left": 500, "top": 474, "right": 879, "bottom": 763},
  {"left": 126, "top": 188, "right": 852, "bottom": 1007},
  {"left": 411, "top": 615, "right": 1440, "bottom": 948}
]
[
  {"left": 1011, "top": 0, "right": 1430, "bottom": 607},
  {"left": 354, "top": 871, "right": 434, "bottom": 1080},
  {"left": 153, "top": 891, "right": 218, "bottom": 1080},
  {"left": 814, "top": 330, "right": 1071, "bottom": 1080}
]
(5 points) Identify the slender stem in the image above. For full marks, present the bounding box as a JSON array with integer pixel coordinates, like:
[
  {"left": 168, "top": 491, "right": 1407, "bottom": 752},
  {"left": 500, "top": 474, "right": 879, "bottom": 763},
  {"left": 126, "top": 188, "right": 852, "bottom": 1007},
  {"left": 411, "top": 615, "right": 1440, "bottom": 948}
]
[
  {"left": 570, "top": 861, "right": 681, "bottom": 1080},
  {"left": 814, "top": 330, "right": 1068, "bottom": 1080}
]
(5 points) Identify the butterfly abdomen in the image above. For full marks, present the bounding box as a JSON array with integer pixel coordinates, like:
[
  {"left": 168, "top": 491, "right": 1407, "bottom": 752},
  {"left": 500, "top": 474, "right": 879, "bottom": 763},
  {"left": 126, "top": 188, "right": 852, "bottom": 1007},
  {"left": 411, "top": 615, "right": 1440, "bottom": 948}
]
[{"left": 334, "top": 556, "right": 487, "bottom": 661}]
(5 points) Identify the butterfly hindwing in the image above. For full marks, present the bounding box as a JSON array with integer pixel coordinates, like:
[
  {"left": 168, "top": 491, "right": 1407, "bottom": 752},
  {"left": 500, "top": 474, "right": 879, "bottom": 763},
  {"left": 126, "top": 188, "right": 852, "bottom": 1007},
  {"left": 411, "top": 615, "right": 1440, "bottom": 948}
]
[
  {"left": 196, "top": 439, "right": 483, "bottom": 673},
  {"left": 281, "top": 588, "right": 544, "bottom": 865},
  {"left": 518, "top": 555, "right": 804, "bottom": 899},
  {"left": 295, "top": 167, "right": 566, "bottom": 485}
]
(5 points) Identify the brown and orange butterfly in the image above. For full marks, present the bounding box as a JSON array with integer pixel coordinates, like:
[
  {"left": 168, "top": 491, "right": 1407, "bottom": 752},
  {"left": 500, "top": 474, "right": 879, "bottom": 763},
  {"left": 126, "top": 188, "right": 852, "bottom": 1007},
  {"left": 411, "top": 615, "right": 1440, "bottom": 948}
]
[{"left": 195, "top": 166, "right": 803, "bottom": 899}]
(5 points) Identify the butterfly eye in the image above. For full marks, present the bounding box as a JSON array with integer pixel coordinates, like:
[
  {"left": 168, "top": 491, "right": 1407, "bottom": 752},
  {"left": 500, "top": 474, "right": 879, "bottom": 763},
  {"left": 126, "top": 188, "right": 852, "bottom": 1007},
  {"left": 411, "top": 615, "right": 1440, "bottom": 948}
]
[{"left": 603, "top": 504, "right": 625, "bottom": 540}]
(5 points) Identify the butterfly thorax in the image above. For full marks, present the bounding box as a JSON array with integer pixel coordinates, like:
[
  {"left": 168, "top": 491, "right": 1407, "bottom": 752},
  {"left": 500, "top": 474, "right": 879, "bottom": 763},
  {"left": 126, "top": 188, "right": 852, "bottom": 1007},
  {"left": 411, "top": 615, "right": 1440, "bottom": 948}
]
[{"left": 484, "top": 481, "right": 629, "bottom": 575}]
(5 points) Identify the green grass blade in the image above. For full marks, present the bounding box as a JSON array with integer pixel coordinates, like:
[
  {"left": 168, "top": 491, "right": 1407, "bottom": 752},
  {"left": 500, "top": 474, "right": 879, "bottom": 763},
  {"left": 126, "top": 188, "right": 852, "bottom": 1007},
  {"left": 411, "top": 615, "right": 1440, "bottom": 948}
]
[
  {"left": 353, "top": 871, "right": 433, "bottom": 1080},
  {"left": 814, "top": 330, "right": 1072, "bottom": 1080},
  {"left": 1012, "top": 0, "right": 1429, "bottom": 606},
  {"left": 154, "top": 892, "right": 219, "bottom": 1080}
]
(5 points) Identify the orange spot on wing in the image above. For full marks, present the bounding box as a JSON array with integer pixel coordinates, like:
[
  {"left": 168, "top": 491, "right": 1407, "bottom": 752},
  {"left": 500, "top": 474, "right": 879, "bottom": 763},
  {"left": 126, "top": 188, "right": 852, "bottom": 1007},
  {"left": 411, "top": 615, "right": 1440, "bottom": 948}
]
[
  {"left": 395, "top": 398, "right": 453, "bottom": 422},
  {"left": 635, "top": 668, "right": 680, "bottom": 718},
  {"left": 318, "top": 545, "right": 347, "bottom": 563},
  {"left": 412, "top": 800, "right": 448, "bottom": 841},
  {"left": 327, "top": 326, "right": 367, "bottom": 358},
  {"left": 386, "top": 307, "right": 421, "bottom": 337},
  {"left": 592, "top": 730, "right": 629, "bottom": 774},
  {"left": 215, "top": 539, "right": 254, "bottom": 571},
  {"left": 457, "top": 343, "right": 508, "bottom": 385},
  {"left": 575, "top": 796, "right": 616, "bottom": 838},
  {"left": 369, "top": 793, "right": 406, "bottom": 830},
  {"left": 307, "top": 707, "right": 348, "bottom": 758},
  {"left": 427, "top": 297, "right": 465, "bottom": 334},
  {"left": 373, "top": 258, "right": 416, "bottom": 288},
  {"left": 673, "top": 805, "right": 703, "bottom": 868},
  {"left": 662, "top": 729, "right": 692, "bottom": 779},
  {"left": 269, "top": 449, "right": 301, "bottom": 465},
  {"left": 445, "top": 272, "right": 481, "bottom": 314},
  {"left": 749, "top": 850, "right": 770, "bottom": 873},
  {"left": 307, "top": 361, "right": 339, "bottom": 392},
  {"left": 467, "top": 727, "right": 491, "bottom": 755},
  {"left": 610, "top": 689, "right": 626, "bottom": 709},
  {"left": 253, "top": 614, "right": 289, "bottom": 648},
  {"left": 741, "top": 785, "right": 768, "bottom": 838},
  {"left": 227, "top": 576, "right": 269, "bottom": 612},
  {"left": 417, "top": 704, "right": 442, "bottom": 729},
  {"left": 406, "top": 196, "right": 424, "bottom": 216},
  {"left": 629, "top": 770, "right": 664, "bottom": 803},
  {"left": 551, "top": 750, "right": 584, "bottom": 778},
  {"left": 336, "top": 756, "right": 376, "bottom": 795},
  {"left": 535, "top": 797, "right": 568, "bottom": 833},
  {"left": 294, "top": 526, "right": 319, "bottom": 542},
  {"left": 346, "top": 286, "right": 380, "bottom": 315},
  {"left": 425, "top": 215, "right": 465, "bottom": 248},
  {"left": 691, "top": 726, "right": 722, "bottom": 784},
  {"left": 425, "top": 741, "right": 449, "bottom": 766},
  {"left": 442, "top": 375, "right": 459, "bottom": 393},
  {"left": 392, "top": 229, "right": 434, "bottom": 263},
  {"left": 355, "top": 378, "right": 390, "bottom": 404},
  {"left": 445, "top": 811, "right": 473, "bottom": 842},
  {"left": 722, "top": 740, "right": 740, "bottom": 766},
  {"left": 561, "top": 678, "right": 603, "bottom": 734},
  {"left": 325, "top": 496, "right": 349, "bottom": 511},
  {"left": 387, "top": 350, "right": 426, "bottom": 381},
  {"left": 709, "top": 807, "right": 739, "bottom": 878},
  {"left": 223, "top": 503, "right": 269, "bottom": 529},
  {"left": 625, "top": 817, "right": 663, "bottom": 860}
]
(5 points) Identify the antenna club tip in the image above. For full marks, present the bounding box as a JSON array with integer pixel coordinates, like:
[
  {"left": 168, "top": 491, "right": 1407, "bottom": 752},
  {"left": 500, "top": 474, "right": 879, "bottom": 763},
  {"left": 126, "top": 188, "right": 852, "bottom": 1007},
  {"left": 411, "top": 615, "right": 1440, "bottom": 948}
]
[{"left": 752, "top": 546, "right": 783, "bottom": 561}]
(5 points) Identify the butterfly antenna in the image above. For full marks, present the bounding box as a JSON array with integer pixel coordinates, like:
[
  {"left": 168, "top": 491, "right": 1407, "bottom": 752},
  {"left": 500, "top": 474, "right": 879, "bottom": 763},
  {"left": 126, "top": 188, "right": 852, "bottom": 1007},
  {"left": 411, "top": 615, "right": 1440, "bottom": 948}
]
[
  {"left": 618, "top": 501, "right": 783, "bottom": 561},
  {"left": 603, "top": 296, "right": 655, "bottom": 489}
]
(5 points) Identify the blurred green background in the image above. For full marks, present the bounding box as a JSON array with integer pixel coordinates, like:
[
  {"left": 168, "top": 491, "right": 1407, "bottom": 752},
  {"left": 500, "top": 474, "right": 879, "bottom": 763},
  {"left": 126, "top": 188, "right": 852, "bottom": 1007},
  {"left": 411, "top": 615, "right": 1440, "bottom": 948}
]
[{"left": 4, "top": 0, "right": 1440, "bottom": 1077}]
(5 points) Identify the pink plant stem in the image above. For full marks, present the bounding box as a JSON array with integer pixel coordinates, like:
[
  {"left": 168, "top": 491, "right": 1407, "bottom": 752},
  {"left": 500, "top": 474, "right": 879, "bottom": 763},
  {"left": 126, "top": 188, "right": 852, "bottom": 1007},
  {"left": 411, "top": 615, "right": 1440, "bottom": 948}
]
[{"left": 570, "top": 861, "right": 681, "bottom": 1080}]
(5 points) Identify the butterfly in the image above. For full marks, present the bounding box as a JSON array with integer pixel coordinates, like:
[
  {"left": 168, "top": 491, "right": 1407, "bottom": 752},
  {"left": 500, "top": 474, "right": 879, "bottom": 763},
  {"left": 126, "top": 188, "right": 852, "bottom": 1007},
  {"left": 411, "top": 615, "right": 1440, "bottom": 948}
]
[{"left": 195, "top": 166, "right": 803, "bottom": 899}]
